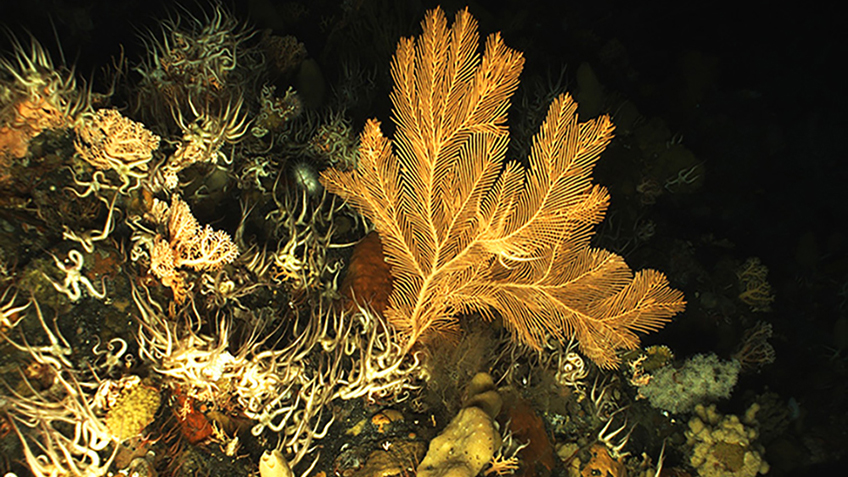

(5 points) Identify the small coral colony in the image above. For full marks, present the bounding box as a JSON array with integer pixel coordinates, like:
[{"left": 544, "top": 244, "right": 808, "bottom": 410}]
[{"left": 0, "top": 3, "right": 773, "bottom": 477}]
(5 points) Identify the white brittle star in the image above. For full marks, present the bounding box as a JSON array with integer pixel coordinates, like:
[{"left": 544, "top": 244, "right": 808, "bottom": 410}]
[
  {"left": 44, "top": 249, "right": 107, "bottom": 302},
  {"left": 0, "top": 288, "right": 30, "bottom": 330},
  {"left": 91, "top": 336, "right": 129, "bottom": 375}
]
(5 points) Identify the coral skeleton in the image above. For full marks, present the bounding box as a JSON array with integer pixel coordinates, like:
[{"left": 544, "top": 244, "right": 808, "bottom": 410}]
[
  {"left": 147, "top": 195, "right": 239, "bottom": 302},
  {"left": 74, "top": 108, "right": 160, "bottom": 193}
]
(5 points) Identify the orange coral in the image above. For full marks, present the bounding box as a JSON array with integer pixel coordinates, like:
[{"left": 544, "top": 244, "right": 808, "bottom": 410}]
[
  {"left": 74, "top": 109, "right": 160, "bottom": 177},
  {"left": 736, "top": 257, "right": 774, "bottom": 312},
  {"left": 732, "top": 321, "right": 775, "bottom": 371},
  {"left": 321, "top": 7, "right": 685, "bottom": 368},
  {"left": 261, "top": 31, "right": 307, "bottom": 77},
  {"left": 149, "top": 195, "right": 239, "bottom": 302},
  {"left": 167, "top": 196, "right": 239, "bottom": 272},
  {"left": 150, "top": 237, "right": 188, "bottom": 303}
]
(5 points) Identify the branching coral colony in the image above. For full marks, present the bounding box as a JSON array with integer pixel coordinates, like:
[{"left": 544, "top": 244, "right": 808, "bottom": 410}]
[{"left": 0, "top": 4, "right": 699, "bottom": 477}]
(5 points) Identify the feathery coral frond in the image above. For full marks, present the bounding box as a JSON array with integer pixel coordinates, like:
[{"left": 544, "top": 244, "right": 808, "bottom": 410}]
[{"left": 321, "top": 7, "right": 685, "bottom": 368}]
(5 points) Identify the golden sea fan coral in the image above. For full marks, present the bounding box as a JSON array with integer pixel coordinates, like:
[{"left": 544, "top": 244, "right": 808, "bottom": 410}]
[{"left": 321, "top": 7, "right": 685, "bottom": 368}]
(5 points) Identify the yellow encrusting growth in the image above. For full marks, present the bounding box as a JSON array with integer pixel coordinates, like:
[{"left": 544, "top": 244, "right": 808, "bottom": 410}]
[{"left": 104, "top": 383, "right": 161, "bottom": 442}]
